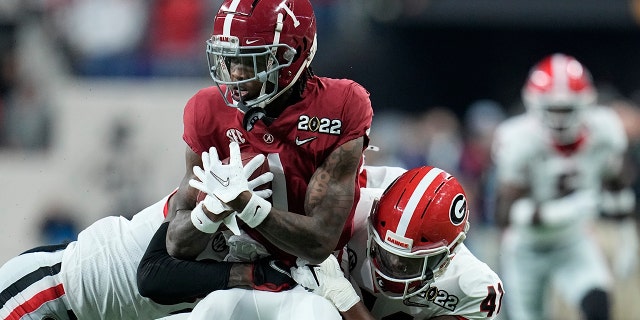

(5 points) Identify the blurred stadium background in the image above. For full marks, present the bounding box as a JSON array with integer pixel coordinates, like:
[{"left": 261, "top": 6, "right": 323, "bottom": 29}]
[{"left": 1, "top": 1, "right": 639, "bottom": 318}]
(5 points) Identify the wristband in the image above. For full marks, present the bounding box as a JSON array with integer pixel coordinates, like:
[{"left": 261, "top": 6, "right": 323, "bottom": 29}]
[
  {"left": 237, "top": 193, "right": 272, "bottom": 228},
  {"left": 330, "top": 281, "right": 360, "bottom": 312},
  {"left": 191, "top": 202, "right": 222, "bottom": 233}
]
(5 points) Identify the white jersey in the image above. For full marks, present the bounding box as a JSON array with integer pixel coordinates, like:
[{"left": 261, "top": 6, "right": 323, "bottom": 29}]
[
  {"left": 492, "top": 106, "right": 627, "bottom": 245},
  {"left": 344, "top": 188, "right": 505, "bottom": 319},
  {"left": 60, "top": 194, "right": 196, "bottom": 319}
]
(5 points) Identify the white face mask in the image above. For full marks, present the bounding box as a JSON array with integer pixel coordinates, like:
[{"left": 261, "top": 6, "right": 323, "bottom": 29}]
[{"left": 536, "top": 105, "right": 585, "bottom": 145}]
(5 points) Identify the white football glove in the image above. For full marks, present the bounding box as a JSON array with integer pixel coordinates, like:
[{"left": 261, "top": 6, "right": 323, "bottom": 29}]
[
  {"left": 189, "top": 142, "right": 274, "bottom": 229},
  {"left": 510, "top": 190, "right": 598, "bottom": 227},
  {"left": 540, "top": 189, "right": 598, "bottom": 226},
  {"left": 291, "top": 255, "right": 360, "bottom": 312},
  {"left": 224, "top": 232, "right": 271, "bottom": 262},
  {"left": 191, "top": 142, "right": 251, "bottom": 203}
]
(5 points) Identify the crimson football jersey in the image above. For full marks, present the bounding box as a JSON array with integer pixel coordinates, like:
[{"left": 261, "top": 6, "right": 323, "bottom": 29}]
[{"left": 182, "top": 76, "right": 373, "bottom": 262}]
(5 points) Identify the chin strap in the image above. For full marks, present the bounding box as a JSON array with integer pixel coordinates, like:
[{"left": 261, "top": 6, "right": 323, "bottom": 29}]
[{"left": 241, "top": 104, "right": 275, "bottom": 131}]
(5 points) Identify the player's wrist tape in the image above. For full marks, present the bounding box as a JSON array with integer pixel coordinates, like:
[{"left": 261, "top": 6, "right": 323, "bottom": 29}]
[
  {"left": 237, "top": 193, "right": 271, "bottom": 228},
  {"left": 328, "top": 280, "right": 361, "bottom": 312},
  {"left": 191, "top": 202, "right": 222, "bottom": 233}
]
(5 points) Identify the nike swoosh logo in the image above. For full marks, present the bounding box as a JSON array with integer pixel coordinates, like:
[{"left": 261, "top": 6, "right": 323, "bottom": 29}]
[
  {"left": 210, "top": 170, "right": 230, "bottom": 187},
  {"left": 308, "top": 265, "right": 320, "bottom": 286},
  {"left": 246, "top": 39, "right": 259, "bottom": 45},
  {"left": 253, "top": 205, "right": 261, "bottom": 217},
  {"left": 295, "top": 136, "right": 317, "bottom": 146}
]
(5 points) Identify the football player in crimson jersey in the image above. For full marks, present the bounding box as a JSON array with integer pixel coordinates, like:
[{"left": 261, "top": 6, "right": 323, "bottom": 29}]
[
  {"left": 138, "top": 0, "right": 372, "bottom": 315},
  {"left": 289, "top": 166, "right": 504, "bottom": 319},
  {"left": 162, "top": 0, "right": 372, "bottom": 271},
  {"left": 492, "top": 53, "right": 633, "bottom": 320}
]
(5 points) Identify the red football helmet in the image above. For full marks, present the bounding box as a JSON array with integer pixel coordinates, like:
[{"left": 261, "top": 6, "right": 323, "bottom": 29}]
[
  {"left": 207, "top": 0, "right": 317, "bottom": 109},
  {"left": 368, "top": 166, "right": 470, "bottom": 303},
  {"left": 522, "top": 53, "right": 597, "bottom": 144}
]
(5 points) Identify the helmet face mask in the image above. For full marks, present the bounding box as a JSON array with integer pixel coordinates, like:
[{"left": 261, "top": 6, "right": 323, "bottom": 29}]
[
  {"left": 368, "top": 225, "right": 451, "bottom": 300},
  {"left": 367, "top": 166, "right": 470, "bottom": 304},
  {"left": 206, "top": 35, "right": 295, "bottom": 108},
  {"left": 208, "top": 0, "right": 317, "bottom": 110}
]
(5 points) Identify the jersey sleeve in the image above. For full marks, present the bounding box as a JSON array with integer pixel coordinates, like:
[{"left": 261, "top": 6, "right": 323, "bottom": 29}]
[
  {"left": 455, "top": 264, "right": 505, "bottom": 319},
  {"left": 137, "top": 222, "right": 233, "bottom": 304},
  {"left": 182, "top": 87, "right": 232, "bottom": 154},
  {"left": 338, "top": 81, "right": 373, "bottom": 148}
]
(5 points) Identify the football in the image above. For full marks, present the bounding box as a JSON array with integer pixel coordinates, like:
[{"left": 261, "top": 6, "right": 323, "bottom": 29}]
[{"left": 196, "top": 152, "right": 271, "bottom": 202}]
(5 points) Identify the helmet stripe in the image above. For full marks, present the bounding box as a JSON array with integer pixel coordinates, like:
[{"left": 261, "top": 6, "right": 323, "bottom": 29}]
[
  {"left": 223, "top": 0, "right": 242, "bottom": 36},
  {"left": 551, "top": 54, "right": 568, "bottom": 97},
  {"left": 395, "top": 167, "right": 444, "bottom": 236}
]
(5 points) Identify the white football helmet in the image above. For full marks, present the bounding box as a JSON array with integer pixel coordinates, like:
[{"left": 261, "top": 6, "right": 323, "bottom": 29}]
[
  {"left": 368, "top": 166, "right": 470, "bottom": 305},
  {"left": 522, "top": 53, "right": 597, "bottom": 145},
  {"left": 206, "top": 0, "right": 317, "bottom": 110}
]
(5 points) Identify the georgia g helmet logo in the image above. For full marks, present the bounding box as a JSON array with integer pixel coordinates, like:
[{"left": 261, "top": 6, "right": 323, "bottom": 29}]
[{"left": 449, "top": 193, "right": 467, "bottom": 226}]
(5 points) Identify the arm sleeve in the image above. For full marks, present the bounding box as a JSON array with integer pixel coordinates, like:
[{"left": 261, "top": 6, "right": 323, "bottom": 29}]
[{"left": 137, "top": 222, "right": 234, "bottom": 305}]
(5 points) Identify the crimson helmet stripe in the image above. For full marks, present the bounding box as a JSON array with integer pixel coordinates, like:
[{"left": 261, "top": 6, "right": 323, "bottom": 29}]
[
  {"left": 395, "top": 167, "right": 444, "bottom": 236},
  {"left": 223, "top": 0, "right": 242, "bottom": 36}
]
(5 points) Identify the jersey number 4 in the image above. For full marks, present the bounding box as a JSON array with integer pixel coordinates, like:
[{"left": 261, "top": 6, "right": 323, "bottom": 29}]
[{"left": 480, "top": 283, "right": 504, "bottom": 317}]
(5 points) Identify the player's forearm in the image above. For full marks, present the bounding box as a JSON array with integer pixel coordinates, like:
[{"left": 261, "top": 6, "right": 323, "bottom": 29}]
[
  {"left": 340, "top": 301, "right": 376, "bottom": 320},
  {"left": 257, "top": 207, "right": 342, "bottom": 263},
  {"left": 226, "top": 179, "right": 355, "bottom": 263},
  {"left": 138, "top": 222, "right": 234, "bottom": 304},
  {"left": 166, "top": 210, "right": 211, "bottom": 259}
]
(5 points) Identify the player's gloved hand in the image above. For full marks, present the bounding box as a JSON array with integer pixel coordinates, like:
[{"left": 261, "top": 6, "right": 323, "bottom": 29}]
[
  {"left": 291, "top": 255, "right": 360, "bottom": 312},
  {"left": 225, "top": 232, "right": 270, "bottom": 262},
  {"left": 251, "top": 257, "right": 297, "bottom": 292},
  {"left": 540, "top": 189, "right": 598, "bottom": 226},
  {"left": 191, "top": 142, "right": 251, "bottom": 203},
  {"left": 511, "top": 190, "right": 599, "bottom": 227},
  {"left": 190, "top": 142, "right": 274, "bottom": 230}
]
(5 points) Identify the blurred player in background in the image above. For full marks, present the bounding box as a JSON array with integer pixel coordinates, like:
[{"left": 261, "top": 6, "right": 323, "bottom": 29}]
[
  {"left": 289, "top": 166, "right": 504, "bottom": 319},
  {"left": 492, "top": 53, "right": 633, "bottom": 320}
]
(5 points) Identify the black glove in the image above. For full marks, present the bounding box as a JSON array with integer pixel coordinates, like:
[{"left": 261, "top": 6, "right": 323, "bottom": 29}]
[{"left": 251, "top": 257, "right": 297, "bottom": 292}]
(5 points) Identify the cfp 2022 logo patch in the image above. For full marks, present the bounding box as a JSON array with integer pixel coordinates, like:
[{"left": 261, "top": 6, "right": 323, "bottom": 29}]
[{"left": 297, "top": 115, "right": 342, "bottom": 135}]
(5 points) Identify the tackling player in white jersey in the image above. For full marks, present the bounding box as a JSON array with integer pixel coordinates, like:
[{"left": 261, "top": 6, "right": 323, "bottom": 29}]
[
  {"left": 293, "top": 166, "right": 505, "bottom": 319},
  {"left": 177, "top": 166, "right": 504, "bottom": 320},
  {"left": 0, "top": 172, "right": 296, "bottom": 320},
  {"left": 492, "top": 53, "right": 632, "bottom": 320}
]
